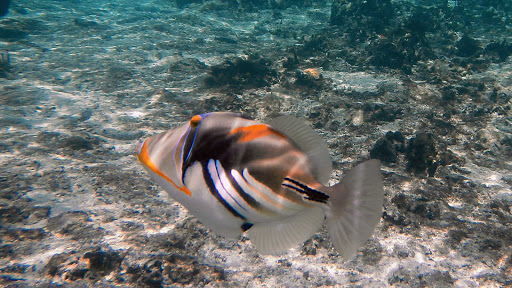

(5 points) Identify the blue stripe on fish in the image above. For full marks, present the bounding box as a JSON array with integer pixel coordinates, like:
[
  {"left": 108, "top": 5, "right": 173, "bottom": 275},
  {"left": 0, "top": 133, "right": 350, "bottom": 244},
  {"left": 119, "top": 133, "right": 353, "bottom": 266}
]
[
  {"left": 213, "top": 160, "right": 249, "bottom": 215},
  {"left": 184, "top": 127, "right": 199, "bottom": 164},
  {"left": 183, "top": 113, "right": 212, "bottom": 168},
  {"left": 201, "top": 159, "right": 246, "bottom": 220},
  {"left": 226, "top": 169, "right": 264, "bottom": 213}
]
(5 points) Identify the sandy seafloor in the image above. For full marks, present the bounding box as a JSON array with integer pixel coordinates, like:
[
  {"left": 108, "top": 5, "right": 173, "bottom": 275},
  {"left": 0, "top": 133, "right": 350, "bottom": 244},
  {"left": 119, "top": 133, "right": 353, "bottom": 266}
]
[{"left": 0, "top": 0, "right": 511, "bottom": 287}]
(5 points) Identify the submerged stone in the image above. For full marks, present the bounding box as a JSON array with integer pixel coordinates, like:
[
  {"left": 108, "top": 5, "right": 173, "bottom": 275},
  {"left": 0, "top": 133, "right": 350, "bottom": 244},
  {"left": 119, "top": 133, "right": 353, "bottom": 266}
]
[
  {"left": 406, "top": 133, "right": 437, "bottom": 176},
  {"left": 456, "top": 35, "right": 481, "bottom": 57}
]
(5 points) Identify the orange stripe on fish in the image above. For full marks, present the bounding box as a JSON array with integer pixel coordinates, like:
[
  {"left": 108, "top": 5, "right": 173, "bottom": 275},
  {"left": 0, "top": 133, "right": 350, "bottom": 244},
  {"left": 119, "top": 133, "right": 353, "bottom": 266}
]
[
  {"left": 137, "top": 139, "right": 192, "bottom": 196},
  {"left": 230, "top": 124, "right": 285, "bottom": 143}
]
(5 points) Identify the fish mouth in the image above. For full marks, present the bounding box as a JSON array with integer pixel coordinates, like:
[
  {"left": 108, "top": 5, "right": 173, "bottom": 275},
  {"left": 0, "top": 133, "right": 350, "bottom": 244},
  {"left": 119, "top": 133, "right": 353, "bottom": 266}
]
[
  {"left": 136, "top": 138, "right": 149, "bottom": 165},
  {"left": 136, "top": 137, "right": 192, "bottom": 196}
]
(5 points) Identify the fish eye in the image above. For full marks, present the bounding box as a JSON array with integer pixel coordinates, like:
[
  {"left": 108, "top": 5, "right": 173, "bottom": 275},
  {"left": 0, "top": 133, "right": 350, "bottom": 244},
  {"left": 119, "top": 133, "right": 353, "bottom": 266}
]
[{"left": 189, "top": 114, "right": 202, "bottom": 128}]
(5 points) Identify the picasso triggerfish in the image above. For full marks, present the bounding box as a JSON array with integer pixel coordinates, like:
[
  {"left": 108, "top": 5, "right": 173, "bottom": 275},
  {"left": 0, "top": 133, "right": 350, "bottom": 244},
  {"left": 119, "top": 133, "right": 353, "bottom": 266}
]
[{"left": 137, "top": 112, "right": 384, "bottom": 259}]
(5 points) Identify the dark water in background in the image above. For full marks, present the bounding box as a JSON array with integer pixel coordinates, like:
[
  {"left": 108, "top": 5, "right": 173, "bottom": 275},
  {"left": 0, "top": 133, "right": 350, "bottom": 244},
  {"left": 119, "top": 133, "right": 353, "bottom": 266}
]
[
  {"left": 0, "top": 0, "right": 511, "bottom": 287},
  {"left": 0, "top": 0, "right": 10, "bottom": 17}
]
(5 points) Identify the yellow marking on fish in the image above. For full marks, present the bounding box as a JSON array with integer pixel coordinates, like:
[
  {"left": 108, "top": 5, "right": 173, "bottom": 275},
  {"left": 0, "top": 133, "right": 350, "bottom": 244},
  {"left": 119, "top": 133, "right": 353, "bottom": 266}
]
[{"left": 137, "top": 139, "right": 192, "bottom": 196}]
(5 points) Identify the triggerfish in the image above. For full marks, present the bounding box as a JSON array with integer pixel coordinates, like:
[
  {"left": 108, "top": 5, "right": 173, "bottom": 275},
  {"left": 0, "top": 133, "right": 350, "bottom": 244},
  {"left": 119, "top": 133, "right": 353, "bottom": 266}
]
[{"left": 137, "top": 112, "right": 384, "bottom": 259}]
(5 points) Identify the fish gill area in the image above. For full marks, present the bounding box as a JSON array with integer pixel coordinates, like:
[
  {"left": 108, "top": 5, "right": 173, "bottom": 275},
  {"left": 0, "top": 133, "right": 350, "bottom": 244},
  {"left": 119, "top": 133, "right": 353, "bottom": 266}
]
[{"left": 0, "top": 0, "right": 511, "bottom": 287}]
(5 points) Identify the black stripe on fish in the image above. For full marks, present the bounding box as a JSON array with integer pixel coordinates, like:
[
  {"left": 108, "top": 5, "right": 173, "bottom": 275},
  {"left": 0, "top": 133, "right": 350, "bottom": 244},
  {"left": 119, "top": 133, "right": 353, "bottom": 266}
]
[
  {"left": 181, "top": 127, "right": 196, "bottom": 182},
  {"left": 282, "top": 177, "right": 329, "bottom": 204},
  {"left": 226, "top": 169, "right": 265, "bottom": 212},
  {"left": 201, "top": 160, "right": 247, "bottom": 220},
  {"left": 213, "top": 160, "right": 249, "bottom": 215},
  {"left": 241, "top": 222, "right": 253, "bottom": 232},
  {"left": 182, "top": 127, "right": 242, "bottom": 180}
]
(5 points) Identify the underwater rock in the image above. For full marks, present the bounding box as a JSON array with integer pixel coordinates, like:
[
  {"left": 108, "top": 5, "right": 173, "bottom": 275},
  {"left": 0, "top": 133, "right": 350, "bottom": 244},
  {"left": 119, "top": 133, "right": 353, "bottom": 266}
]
[
  {"left": 294, "top": 68, "right": 324, "bottom": 89},
  {"left": 441, "top": 85, "right": 458, "bottom": 102},
  {"left": 303, "top": 34, "right": 329, "bottom": 56},
  {"left": 484, "top": 40, "right": 512, "bottom": 62},
  {"left": 406, "top": 133, "right": 437, "bottom": 176},
  {"left": 0, "top": 263, "right": 31, "bottom": 274},
  {"left": 102, "top": 65, "right": 135, "bottom": 93},
  {"left": 36, "top": 132, "right": 98, "bottom": 151},
  {"left": 166, "top": 254, "right": 226, "bottom": 285},
  {"left": 43, "top": 248, "right": 124, "bottom": 282},
  {"left": 229, "top": 0, "right": 314, "bottom": 10},
  {"left": 370, "top": 138, "right": 397, "bottom": 163},
  {"left": 204, "top": 56, "right": 277, "bottom": 91},
  {"left": 456, "top": 35, "right": 481, "bottom": 57},
  {"left": 63, "top": 136, "right": 94, "bottom": 151},
  {"left": 44, "top": 253, "right": 70, "bottom": 277},
  {"left": 0, "top": 26, "right": 27, "bottom": 40},
  {"left": 82, "top": 248, "right": 123, "bottom": 278},
  {"left": 438, "top": 150, "right": 464, "bottom": 167},
  {"left": 360, "top": 238, "right": 384, "bottom": 265},
  {"left": 166, "top": 55, "right": 208, "bottom": 86},
  {"left": 429, "top": 117, "right": 456, "bottom": 137},
  {"left": 363, "top": 103, "right": 403, "bottom": 122},
  {"left": 388, "top": 266, "right": 454, "bottom": 287},
  {"left": 369, "top": 42, "right": 405, "bottom": 69},
  {"left": 330, "top": 0, "right": 394, "bottom": 33},
  {"left": 46, "top": 211, "right": 105, "bottom": 242},
  {"left": 370, "top": 131, "right": 405, "bottom": 164},
  {"left": 0, "top": 206, "right": 29, "bottom": 224},
  {"left": 369, "top": 31, "right": 433, "bottom": 71},
  {"left": 200, "top": 92, "right": 245, "bottom": 112},
  {"left": 406, "top": 10, "right": 437, "bottom": 35},
  {"left": 0, "top": 86, "right": 43, "bottom": 107},
  {"left": 127, "top": 260, "right": 164, "bottom": 287},
  {"left": 0, "top": 18, "right": 46, "bottom": 40},
  {"left": 391, "top": 193, "right": 441, "bottom": 221},
  {"left": 282, "top": 53, "right": 299, "bottom": 69},
  {"left": 100, "top": 128, "right": 144, "bottom": 141},
  {"left": 0, "top": 114, "right": 31, "bottom": 129}
]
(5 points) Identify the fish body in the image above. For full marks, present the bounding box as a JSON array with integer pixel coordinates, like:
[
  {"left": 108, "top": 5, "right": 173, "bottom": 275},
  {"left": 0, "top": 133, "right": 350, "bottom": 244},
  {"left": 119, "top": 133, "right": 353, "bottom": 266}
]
[{"left": 137, "top": 112, "right": 384, "bottom": 258}]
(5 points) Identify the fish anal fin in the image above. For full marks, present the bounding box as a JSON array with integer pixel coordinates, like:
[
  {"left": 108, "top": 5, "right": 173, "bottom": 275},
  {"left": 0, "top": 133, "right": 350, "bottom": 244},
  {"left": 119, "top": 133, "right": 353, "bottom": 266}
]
[{"left": 246, "top": 207, "right": 325, "bottom": 255}]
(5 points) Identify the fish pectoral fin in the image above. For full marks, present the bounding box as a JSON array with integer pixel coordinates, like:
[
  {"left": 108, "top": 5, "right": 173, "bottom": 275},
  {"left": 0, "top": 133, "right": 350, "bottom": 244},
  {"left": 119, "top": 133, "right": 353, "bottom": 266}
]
[{"left": 246, "top": 207, "right": 325, "bottom": 255}]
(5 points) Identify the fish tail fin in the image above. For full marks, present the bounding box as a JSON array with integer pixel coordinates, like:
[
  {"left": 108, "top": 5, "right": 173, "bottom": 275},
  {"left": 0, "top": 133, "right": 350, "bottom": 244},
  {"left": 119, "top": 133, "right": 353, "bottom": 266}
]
[{"left": 326, "top": 159, "right": 384, "bottom": 259}]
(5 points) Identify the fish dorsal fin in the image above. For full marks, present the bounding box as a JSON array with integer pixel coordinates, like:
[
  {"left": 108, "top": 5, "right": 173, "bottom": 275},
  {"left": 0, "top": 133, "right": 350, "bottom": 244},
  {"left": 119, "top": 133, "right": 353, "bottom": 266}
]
[{"left": 269, "top": 115, "right": 332, "bottom": 184}]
